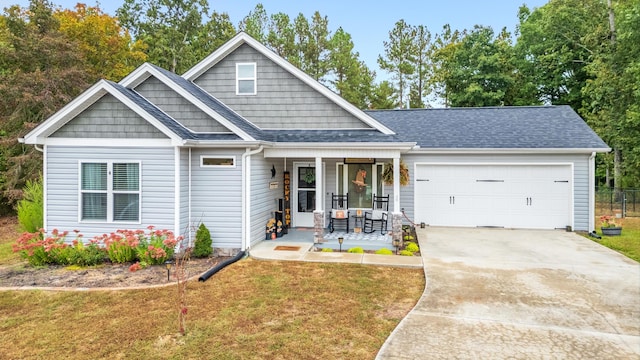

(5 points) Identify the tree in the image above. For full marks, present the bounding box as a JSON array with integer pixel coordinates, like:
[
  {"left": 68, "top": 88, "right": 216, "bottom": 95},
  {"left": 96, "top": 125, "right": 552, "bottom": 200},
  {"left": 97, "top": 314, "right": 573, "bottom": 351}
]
[
  {"left": 56, "top": 3, "right": 146, "bottom": 81},
  {"left": 582, "top": 0, "right": 640, "bottom": 188},
  {"left": 378, "top": 19, "right": 415, "bottom": 108},
  {"left": 266, "top": 12, "right": 296, "bottom": 59},
  {"left": 116, "top": 0, "right": 217, "bottom": 74},
  {"left": 442, "top": 25, "right": 515, "bottom": 107},
  {"left": 429, "top": 25, "right": 464, "bottom": 107},
  {"left": 327, "top": 27, "right": 374, "bottom": 108},
  {"left": 515, "top": 0, "right": 608, "bottom": 109},
  {"left": 238, "top": 3, "right": 268, "bottom": 43},
  {"left": 409, "top": 25, "right": 432, "bottom": 108},
  {"left": 369, "top": 81, "right": 399, "bottom": 109},
  {"left": 0, "top": 0, "right": 93, "bottom": 213}
]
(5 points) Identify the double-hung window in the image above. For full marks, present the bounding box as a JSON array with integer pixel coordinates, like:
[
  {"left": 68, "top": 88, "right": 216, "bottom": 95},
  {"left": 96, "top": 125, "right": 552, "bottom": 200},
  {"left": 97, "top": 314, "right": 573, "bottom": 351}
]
[
  {"left": 80, "top": 161, "right": 140, "bottom": 222},
  {"left": 236, "top": 63, "right": 256, "bottom": 95}
]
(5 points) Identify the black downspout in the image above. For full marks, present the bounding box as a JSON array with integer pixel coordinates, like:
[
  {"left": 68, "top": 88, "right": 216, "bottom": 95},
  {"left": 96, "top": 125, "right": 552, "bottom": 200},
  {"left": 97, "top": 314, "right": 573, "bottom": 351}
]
[{"left": 198, "top": 250, "right": 246, "bottom": 282}]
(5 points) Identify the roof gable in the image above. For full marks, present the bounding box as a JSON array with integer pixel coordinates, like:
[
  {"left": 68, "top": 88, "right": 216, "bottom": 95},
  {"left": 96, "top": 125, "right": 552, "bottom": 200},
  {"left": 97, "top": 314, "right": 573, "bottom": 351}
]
[
  {"left": 21, "top": 80, "right": 190, "bottom": 145},
  {"left": 120, "top": 63, "right": 262, "bottom": 141},
  {"left": 182, "top": 32, "right": 395, "bottom": 135}
]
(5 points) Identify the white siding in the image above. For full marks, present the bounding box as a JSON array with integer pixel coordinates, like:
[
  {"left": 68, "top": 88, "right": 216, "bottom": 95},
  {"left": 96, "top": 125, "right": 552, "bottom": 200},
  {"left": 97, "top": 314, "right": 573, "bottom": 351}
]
[
  {"left": 179, "top": 148, "right": 190, "bottom": 239},
  {"left": 189, "top": 148, "right": 243, "bottom": 249},
  {"left": 45, "top": 146, "right": 175, "bottom": 239},
  {"left": 249, "top": 154, "right": 286, "bottom": 246}
]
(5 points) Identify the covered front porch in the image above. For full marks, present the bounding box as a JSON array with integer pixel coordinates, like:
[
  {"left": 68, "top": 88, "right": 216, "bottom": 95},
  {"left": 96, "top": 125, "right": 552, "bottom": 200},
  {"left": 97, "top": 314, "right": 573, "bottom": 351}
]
[{"left": 261, "top": 145, "right": 412, "bottom": 249}]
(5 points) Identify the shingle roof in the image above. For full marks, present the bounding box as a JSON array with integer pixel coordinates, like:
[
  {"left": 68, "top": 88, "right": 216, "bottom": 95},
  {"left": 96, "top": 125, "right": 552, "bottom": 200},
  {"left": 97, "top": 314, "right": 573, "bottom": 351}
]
[
  {"left": 263, "top": 129, "right": 401, "bottom": 143},
  {"left": 366, "top": 106, "right": 609, "bottom": 149}
]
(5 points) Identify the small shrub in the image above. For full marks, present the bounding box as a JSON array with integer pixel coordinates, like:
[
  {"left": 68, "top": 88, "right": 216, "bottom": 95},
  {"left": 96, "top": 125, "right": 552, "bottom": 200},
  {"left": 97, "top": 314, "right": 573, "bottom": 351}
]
[
  {"left": 375, "top": 248, "right": 393, "bottom": 255},
  {"left": 405, "top": 242, "right": 419, "bottom": 253},
  {"left": 16, "top": 177, "right": 43, "bottom": 233},
  {"left": 321, "top": 248, "right": 333, "bottom": 252},
  {"left": 403, "top": 235, "right": 415, "bottom": 242},
  {"left": 399, "top": 250, "right": 414, "bottom": 256},
  {"left": 193, "top": 223, "right": 213, "bottom": 258},
  {"left": 347, "top": 247, "right": 364, "bottom": 254}
]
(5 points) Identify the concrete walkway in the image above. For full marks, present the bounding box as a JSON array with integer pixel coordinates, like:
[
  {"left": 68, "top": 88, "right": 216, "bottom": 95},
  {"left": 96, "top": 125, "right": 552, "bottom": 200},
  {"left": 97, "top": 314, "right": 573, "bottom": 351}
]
[
  {"left": 249, "top": 240, "right": 423, "bottom": 268},
  {"left": 376, "top": 227, "right": 640, "bottom": 359}
]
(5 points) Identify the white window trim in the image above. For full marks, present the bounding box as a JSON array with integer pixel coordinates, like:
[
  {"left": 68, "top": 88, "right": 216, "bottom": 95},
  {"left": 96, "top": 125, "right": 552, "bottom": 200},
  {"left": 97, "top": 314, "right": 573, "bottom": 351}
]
[
  {"left": 200, "top": 155, "right": 236, "bottom": 168},
  {"left": 78, "top": 160, "right": 142, "bottom": 224},
  {"left": 236, "top": 62, "right": 257, "bottom": 95}
]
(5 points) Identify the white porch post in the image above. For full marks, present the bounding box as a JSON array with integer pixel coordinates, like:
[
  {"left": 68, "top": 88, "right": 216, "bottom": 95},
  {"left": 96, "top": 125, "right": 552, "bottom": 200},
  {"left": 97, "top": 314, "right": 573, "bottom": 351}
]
[
  {"left": 314, "top": 157, "right": 325, "bottom": 243},
  {"left": 392, "top": 156, "right": 403, "bottom": 246},
  {"left": 393, "top": 157, "right": 401, "bottom": 212}
]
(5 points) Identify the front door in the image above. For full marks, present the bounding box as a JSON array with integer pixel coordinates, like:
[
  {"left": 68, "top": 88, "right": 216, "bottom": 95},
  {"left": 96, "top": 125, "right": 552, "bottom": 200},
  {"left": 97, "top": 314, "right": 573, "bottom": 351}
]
[{"left": 293, "top": 163, "right": 317, "bottom": 227}]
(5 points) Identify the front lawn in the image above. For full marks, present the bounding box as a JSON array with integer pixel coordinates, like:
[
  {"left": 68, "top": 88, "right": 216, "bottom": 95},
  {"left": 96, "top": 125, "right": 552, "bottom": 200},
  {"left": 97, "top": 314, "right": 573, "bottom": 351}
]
[
  {"left": 591, "top": 216, "right": 640, "bottom": 262},
  {"left": 0, "top": 214, "right": 424, "bottom": 359}
]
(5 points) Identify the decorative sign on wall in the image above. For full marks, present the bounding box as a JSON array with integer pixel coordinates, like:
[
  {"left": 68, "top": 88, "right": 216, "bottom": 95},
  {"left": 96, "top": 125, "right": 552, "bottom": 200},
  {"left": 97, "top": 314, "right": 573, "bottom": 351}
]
[
  {"left": 283, "top": 171, "right": 291, "bottom": 228},
  {"left": 269, "top": 181, "right": 278, "bottom": 189}
]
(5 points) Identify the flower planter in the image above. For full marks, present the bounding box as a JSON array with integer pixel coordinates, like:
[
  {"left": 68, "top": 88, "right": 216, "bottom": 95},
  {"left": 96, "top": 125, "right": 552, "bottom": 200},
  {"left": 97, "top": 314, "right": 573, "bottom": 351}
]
[{"left": 601, "top": 227, "right": 622, "bottom": 236}]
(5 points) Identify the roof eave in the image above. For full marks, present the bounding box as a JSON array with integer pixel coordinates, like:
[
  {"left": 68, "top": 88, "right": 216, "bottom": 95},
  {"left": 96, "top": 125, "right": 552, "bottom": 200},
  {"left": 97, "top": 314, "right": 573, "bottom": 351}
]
[{"left": 408, "top": 147, "right": 612, "bottom": 154}]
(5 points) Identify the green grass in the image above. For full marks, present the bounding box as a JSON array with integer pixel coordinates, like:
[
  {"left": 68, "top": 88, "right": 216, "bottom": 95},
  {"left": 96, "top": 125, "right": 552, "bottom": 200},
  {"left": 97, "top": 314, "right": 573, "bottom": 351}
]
[
  {"left": 0, "top": 259, "right": 424, "bottom": 359},
  {"left": 591, "top": 216, "right": 640, "bottom": 262},
  {"left": 0, "top": 217, "right": 22, "bottom": 265}
]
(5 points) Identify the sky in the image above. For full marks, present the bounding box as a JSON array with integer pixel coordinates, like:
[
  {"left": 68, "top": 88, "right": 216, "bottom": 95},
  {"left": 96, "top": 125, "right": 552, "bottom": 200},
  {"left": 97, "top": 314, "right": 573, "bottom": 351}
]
[{"left": 1, "top": 0, "right": 549, "bottom": 78}]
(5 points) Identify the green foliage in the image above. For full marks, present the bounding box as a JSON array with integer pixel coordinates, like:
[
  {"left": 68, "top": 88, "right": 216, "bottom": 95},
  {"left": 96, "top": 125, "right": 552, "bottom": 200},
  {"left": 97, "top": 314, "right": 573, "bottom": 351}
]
[
  {"left": 405, "top": 242, "right": 419, "bottom": 253},
  {"left": 193, "top": 223, "right": 213, "bottom": 258},
  {"left": 374, "top": 248, "right": 393, "bottom": 255},
  {"left": 16, "top": 177, "right": 43, "bottom": 233},
  {"left": 347, "top": 247, "right": 364, "bottom": 254},
  {"left": 15, "top": 227, "right": 180, "bottom": 268},
  {"left": 321, "top": 248, "right": 333, "bottom": 252},
  {"left": 399, "top": 250, "right": 414, "bottom": 256},
  {"left": 13, "top": 229, "right": 105, "bottom": 267}
]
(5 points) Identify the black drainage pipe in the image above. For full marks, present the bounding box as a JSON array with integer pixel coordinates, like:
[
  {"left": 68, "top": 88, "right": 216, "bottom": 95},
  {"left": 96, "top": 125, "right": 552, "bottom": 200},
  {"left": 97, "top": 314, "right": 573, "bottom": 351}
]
[{"left": 198, "top": 250, "right": 246, "bottom": 282}]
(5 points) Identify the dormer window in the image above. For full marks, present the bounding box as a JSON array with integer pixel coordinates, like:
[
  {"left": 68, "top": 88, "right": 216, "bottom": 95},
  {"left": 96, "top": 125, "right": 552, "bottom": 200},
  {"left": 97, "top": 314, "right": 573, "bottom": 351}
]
[{"left": 236, "top": 63, "right": 256, "bottom": 95}]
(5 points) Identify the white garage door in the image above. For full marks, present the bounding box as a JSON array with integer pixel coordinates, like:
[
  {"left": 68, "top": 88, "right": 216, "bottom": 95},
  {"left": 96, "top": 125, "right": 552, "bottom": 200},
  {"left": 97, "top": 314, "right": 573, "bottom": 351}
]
[{"left": 415, "top": 164, "right": 572, "bottom": 229}]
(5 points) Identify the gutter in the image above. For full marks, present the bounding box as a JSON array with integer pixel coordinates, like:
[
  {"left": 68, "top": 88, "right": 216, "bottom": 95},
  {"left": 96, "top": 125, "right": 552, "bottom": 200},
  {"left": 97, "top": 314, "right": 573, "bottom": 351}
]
[{"left": 241, "top": 145, "right": 264, "bottom": 252}]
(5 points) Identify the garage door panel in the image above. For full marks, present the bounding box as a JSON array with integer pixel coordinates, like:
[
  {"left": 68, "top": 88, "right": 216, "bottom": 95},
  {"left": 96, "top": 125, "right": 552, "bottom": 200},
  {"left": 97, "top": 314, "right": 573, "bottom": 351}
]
[{"left": 415, "top": 164, "right": 571, "bottom": 229}]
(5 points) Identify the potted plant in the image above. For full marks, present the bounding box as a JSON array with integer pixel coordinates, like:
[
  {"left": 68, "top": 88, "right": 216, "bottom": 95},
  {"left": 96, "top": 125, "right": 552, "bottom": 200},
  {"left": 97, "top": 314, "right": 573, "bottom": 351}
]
[
  {"left": 266, "top": 218, "right": 276, "bottom": 240},
  {"left": 600, "top": 215, "right": 623, "bottom": 236}
]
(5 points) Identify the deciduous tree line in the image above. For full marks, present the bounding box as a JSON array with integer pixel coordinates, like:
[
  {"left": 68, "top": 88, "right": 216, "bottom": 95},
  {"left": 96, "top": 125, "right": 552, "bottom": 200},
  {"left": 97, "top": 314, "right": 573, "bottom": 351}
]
[{"left": 0, "top": 0, "right": 637, "bottom": 214}]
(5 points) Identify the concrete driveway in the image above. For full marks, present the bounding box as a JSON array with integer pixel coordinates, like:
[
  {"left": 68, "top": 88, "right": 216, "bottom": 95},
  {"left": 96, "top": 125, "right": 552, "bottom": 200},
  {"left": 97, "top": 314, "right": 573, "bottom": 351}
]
[{"left": 377, "top": 227, "right": 640, "bottom": 359}]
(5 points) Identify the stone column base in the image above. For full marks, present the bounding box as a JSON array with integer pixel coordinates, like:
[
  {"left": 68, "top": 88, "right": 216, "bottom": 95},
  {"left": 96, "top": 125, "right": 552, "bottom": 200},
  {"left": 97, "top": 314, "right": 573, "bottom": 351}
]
[
  {"left": 391, "top": 212, "right": 403, "bottom": 247},
  {"left": 314, "top": 210, "right": 325, "bottom": 243}
]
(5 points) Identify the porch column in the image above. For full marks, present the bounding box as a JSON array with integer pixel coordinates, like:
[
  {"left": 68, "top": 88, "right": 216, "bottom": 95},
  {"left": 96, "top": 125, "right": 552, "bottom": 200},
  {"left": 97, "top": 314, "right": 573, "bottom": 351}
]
[
  {"left": 314, "top": 156, "right": 325, "bottom": 243},
  {"left": 393, "top": 157, "right": 401, "bottom": 212},
  {"left": 392, "top": 157, "right": 403, "bottom": 246}
]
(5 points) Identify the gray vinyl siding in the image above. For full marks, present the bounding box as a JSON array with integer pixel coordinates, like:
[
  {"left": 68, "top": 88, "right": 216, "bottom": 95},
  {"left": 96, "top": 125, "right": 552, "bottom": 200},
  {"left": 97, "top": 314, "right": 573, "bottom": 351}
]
[
  {"left": 45, "top": 146, "right": 175, "bottom": 239},
  {"left": 401, "top": 153, "right": 591, "bottom": 231},
  {"left": 135, "top": 77, "right": 231, "bottom": 133},
  {"left": 179, "top": 148, "right": 190, "bottom": 239},
  {"left": 249, "top": 154, "right": 285, "bottom": 246},
  {"left": 189, "top": 148, "right": 243, "bottom": 249},
  {"left": 51, "top": 94, "right": 167, "bottom": 138},
  {"left": 194, "top": 44, "right": 370, "bottom": 130}
]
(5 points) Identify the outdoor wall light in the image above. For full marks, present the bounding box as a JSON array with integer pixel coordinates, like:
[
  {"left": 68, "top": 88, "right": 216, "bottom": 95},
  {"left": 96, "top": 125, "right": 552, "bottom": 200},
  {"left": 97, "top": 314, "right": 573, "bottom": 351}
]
[
  {"left": 338, "top": 236, "right": 344, "bottom": 252},
  {"left": 420, "top": 222, "right": 426, "bottom": 229},
  {"left": 165, "top": 260, "right": 173, "bottom": 282},
  {"left": 392, "top": 238, "right": 400, "bottom": 254}
]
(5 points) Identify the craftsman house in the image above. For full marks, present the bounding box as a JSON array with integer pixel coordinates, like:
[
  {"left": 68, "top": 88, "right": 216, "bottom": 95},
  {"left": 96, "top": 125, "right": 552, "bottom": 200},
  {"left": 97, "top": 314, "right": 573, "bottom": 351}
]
[{"left": 20, "top": 32, "right": 610, "bottom": 253}]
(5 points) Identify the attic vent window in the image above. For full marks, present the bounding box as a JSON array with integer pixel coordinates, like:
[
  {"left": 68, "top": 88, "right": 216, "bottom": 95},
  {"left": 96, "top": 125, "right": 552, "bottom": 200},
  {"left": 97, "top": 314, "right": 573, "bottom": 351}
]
[{"left": 236, "top": 63, "right": 256, "bottom": 95}]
